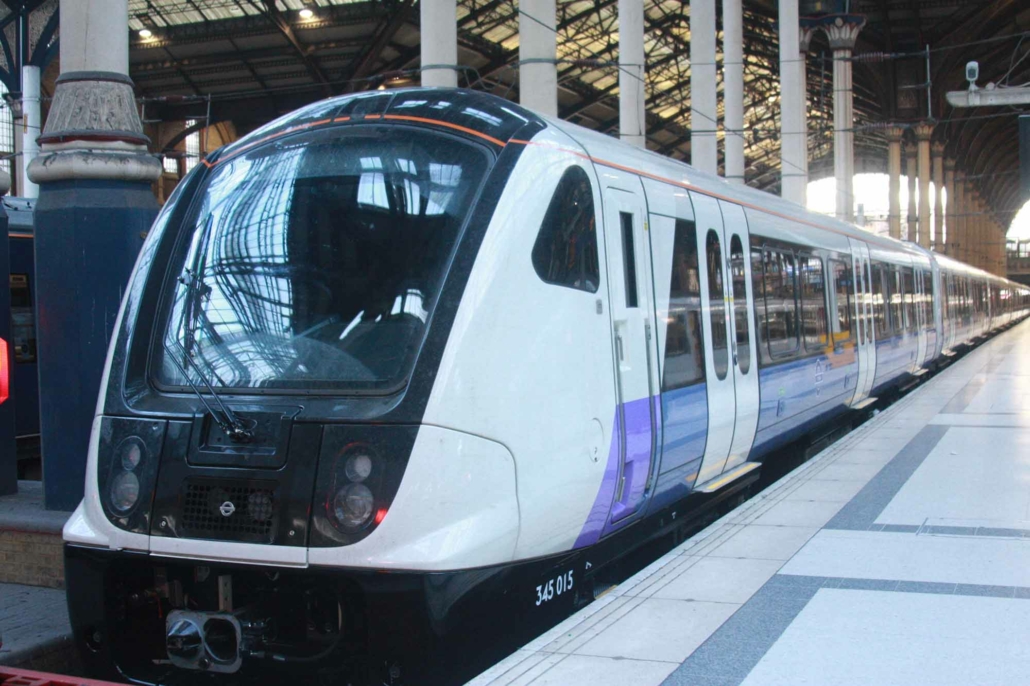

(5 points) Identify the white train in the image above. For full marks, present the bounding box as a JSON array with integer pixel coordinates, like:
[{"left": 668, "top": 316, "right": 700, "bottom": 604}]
[{"left": 63, "top": 88, "right": 1030, "bottom": 684}]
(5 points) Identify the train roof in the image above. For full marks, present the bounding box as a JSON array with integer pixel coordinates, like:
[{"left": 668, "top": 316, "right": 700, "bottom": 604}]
[{"left": 4, "top": 196, "right": 34, "bottom": 235}]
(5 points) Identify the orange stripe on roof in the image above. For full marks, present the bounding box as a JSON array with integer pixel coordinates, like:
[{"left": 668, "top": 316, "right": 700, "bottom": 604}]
[
  {"left": 508, "top": 139, "right": 901, "bottom": 248},
  {"left": 381, "top": 115, "right": 507, "bottom": 147}
]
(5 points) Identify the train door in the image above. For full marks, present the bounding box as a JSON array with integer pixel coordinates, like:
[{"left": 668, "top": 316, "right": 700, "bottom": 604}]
[
  {"left": 692, "top": 193, "right": 749, "bottom": 486},
  {"left": 718, "top": 201, "right": 759, "bottom": 474},
  {"left": 601, "top": 180, "right": 659, "bottom": 525},
  {"left": 849, "top": 239, "right": 876, "bottom": 405},
  {"left": 914, "top": 267, "right": 928, "bottom": 369}
]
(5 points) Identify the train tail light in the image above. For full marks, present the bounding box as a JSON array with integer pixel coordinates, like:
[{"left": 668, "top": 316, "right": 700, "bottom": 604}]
[{"left": 0, "top": 338, "right": 9, "bottom": 405}]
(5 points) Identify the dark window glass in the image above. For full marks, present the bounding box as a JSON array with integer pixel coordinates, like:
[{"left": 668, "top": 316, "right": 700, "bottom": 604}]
[
  {"left": 751, "top": 248, "right": 769, "bottom": 365},
  {"left": 902, "top": 267, "right": 916, "bottom": 332},
  {"left": 920, "top": 270, "right": 932, "bottom": 328},
  {"left": 663, "top": 219, "right": 705, "bottom": 390},
  {"left": 156, "top": 126, "right": 489, "bottom": 392},
  {"left": 9, "top": 273, "right": 36, "bottom": 363},
  {"left": 872, "top": 262, "right": 888, "bottom": 337},
  {"left": 730, "top": 234, "right": 751, "bottom": 375},
  {"left": 706, "top": 229, "right": 728, "bottom": 380},
  {"left": 621, "top": 212, "right": 638, "bottom": 308},
  {"left": 800, "top": 255, "right": 828, "bottom": 351},
  {"left": 762, "top": 249, "right": 800, "bottom": 359},
  {"left": 532, "top": 165, "right": 599, "bottom": 293},
  {"left": 831, "top": 259, "right": 852, "bottom": 343},
  {"left": 889, "top": 267, "right": 903, "bottom": 333}
]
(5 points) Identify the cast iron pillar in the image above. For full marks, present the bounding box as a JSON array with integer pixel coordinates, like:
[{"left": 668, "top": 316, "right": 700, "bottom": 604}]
[
  {"left": 723, "top": 0, "right": 744, "bottom": 183},
  {"left": 618, "top": 0, "right": 646, "bottom": 147},
  {"left": 905, "top": 142, "right": 917, "bottom": 242},
  {"left": 932, "top": 142, "right": 944, "bottom": 251},
  {"left": 691, "top": 0, "right": 717, "bottom": 173},
  {"left": 943, "top": 159, "right": 955, "bottom": 255},
  {"left": 823, "top": 14, "right": 865, "bottom": 223},
  {"left": 0, "top": 170, "right": 13, "bottom": 496},
  {"left": 420, "top": 0, "right": 458, "bottom": 87},
  {"left": 886, "top": 126, "right": 904, "bottom": 240},
  {"left": 519, "top": 0, "right": 557, "bottom": 116},
  {"left": 914, "top": 121, "right": 934, "bottom": 250},
  {"left": 27, "top": 0, "right": 162, "bottom": 511},
  {"left": 779, "top": 0, "right": 805, "bottom": 205}
]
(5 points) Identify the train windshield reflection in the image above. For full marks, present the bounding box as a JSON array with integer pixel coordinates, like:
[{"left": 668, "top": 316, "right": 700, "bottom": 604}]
[{"left": 157, "top": 126, "right": 489, "bottom": 392}]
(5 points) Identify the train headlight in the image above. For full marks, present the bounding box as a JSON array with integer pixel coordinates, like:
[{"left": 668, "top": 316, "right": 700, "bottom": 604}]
[
  {"left": 97, "top": 421, "right": 166, "bottom": 533},
  {"left": 333, "top": 483, "right": 374, "bottom": 529},
  {"left": 110, "top": 471, "right": 141, "bottom": 513},
  {"left": 344, "top": 453, "right": 373, "bottom": 482}
]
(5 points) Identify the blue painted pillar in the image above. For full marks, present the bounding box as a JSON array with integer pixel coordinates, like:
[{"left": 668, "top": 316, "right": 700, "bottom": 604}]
[
  {"left": 28, "top": 0, "right": 161, "bottom": 511},
  {"left": 0, "top": 171, "right": 15, "bottom": 496}
]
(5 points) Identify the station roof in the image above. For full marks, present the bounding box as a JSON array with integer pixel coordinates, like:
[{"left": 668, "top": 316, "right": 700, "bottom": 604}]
[{"left": 125, "top": 0, "right": 1030, "bottom": 223}]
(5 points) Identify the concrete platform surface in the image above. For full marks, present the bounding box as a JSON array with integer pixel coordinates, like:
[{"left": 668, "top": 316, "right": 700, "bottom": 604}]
[
  {"left": 469, "top": 320, "right": 1030, "bottom": 686},
  {"left": 0, "top": 582, "right": 76, "bottom": 673}
]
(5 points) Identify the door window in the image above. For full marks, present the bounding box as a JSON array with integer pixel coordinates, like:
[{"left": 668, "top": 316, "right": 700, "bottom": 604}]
[
  {"left": 705, "top": 229, "right": 728, "bottom": 380},
  {"left": 831, "top": 259, "right": 853, "bottom": 343},
  {"left": 902, "top": 267, "right": 917, "bottom": 332},
  {"left": 729, "top": 235, "right": 751, "bottom": 375},
  {"left": 871, "top": 262, "right": 888, "bottom": 337},
  {"left": 621, "top": 212, "right": 639, "bottom": 308},
  {"left": 663, "top": 219, "right": 706, "bottom": 390},
  {"left": 799, "top": 255, "right": 828, "bottom": 352}
]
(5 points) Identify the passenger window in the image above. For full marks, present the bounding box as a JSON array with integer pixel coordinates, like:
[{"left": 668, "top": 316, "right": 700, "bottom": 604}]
[
  {"left": 762, "top": 248, "right": 800, "bottom": 359},
  {"left": 621, "top": 212, "right": 638, "bottom": 308},
  {"left": 751, "top": 248, "right": 769, "bottom": 365},
  {"left": 800, "top": 255, "right": 828, "bottom": 351},
  {"left": 530, "top": 166, "right": 600, "bottom": 293},
  {"left": 706, "top": 230, "right": 728, "bottom": 380},
  {"left": 831, "top": 260, "right": 852, "bottom": 343},
  {"left": 889, "top": 268, "right": 903, "bottom": 334},
  {"left": 902, "top": 267, "right": 916, "bottom": 333},
  {"left": 663, "top": 219, "right": 705, "bottom": 390},
  {"left": 729, "top": 235, "right": 750, "bottom": 375},
  {"left": 871, "top": 262, "right": 888, "bottom": 337},
  {"left": 919, "top": 270, "right": 932, "bottom": 328},
  {"left": 9, "top": 273, "right": 36, "bottom": 363}
]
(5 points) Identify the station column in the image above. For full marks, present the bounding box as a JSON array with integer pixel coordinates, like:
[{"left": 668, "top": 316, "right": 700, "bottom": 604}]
[
  {"left": 905, "top": 142, "right": 917, "bottom": 242},
  {"left": 618, "top": 0, "right": 645, "bottom": 147},
  {"left": 823, "top": 14, "right": 865, "bottom": 223},
  {"left": 723, "top": 0, "right": 744, "bottom": 183},
  {"left": 797, "top": 23, "right": 816, "bottom": 195},
  {"left": 886, "top": 126, "right": 904, "bottom": 240},
  {"left": 779, "top": 0, "right": 805, "bottom": 205},
  {"left": 691, "top": 0, "right": 717, "bottom": 173},
  {"left": 420, "top": 0, "right": 458, "bottom": 87},
  {"left": 27, "top": 0, "right": 162, "bottom": 510},
  {"left": 914, "top": 122, "right": 933, "bottom": 249},
  {"left": 519, "top": 0, "right": 557, "bottom": 116},
  {"left": 943, "top": 159, "right": 955, "bottom": 255},
  {"left": 932, "top": 142, "right": 944, "bottom": 251}
]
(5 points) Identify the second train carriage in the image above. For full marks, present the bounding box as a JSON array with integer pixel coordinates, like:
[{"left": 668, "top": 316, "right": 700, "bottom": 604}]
[{"left": 62, "top": 88, "right": 1030, "bottom": 684}]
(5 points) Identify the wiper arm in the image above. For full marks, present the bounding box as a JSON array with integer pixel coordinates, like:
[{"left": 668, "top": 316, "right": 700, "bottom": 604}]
[{"left": 164, "top": 338, "right": 253, "bottom": 443}]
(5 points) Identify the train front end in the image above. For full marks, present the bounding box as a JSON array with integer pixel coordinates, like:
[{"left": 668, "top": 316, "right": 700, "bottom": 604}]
[{"left": 62, "top": 89, "right": 545, "bottom": 685}]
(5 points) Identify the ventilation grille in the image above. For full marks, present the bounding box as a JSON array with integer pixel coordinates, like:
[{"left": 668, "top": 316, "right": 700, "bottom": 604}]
[{"left": 180, "top": 480, "right": 277, "bottom": 543}]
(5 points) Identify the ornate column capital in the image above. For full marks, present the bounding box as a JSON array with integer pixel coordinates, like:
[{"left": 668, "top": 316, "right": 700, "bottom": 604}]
[
  {"left": 944, "top": 158, "right": 956, "bottom": 172},
  {"left": 931, "top": 141, "right": 945, "bottom": 159},
  {"left": 28, "top": 72, "right": 162, "bottom": 184},
  {"left": 821, "top": 15, "right": 866, "bottom": 52},
  {"left": 913, "top": 121, "right": 935, "bottom": 142},
  {"left": 904, "top": 141, "right": 918, "bottom": 157},
  {"left": 800, "top": 20, "right": 818, "bottom": 53},
  {"left": 886, "top": 126, "right": 905, "bottom": 143}
]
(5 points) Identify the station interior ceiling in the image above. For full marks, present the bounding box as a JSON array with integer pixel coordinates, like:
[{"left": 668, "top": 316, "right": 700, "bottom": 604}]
[{"left": 6, "top": 0, "right": 1030, "bottom": 223}]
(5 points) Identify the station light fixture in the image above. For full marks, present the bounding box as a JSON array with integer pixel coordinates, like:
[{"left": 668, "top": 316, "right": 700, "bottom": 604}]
[
  {"left": 138, "top": 28, "right": 153, "bottom": 39},
  {"left": 299, "top": 7, "right": 315, "bottom": 20}
]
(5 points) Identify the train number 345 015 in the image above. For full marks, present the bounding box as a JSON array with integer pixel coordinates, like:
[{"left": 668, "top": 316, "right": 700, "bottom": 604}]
[{"left": 535, "top": 570, "right": 574, "bottom": 606}]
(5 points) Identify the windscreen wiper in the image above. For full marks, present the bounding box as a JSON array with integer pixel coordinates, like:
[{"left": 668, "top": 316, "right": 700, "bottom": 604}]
[
  {"left": 170, "top": 257, "right": 252, "bottom": 443},
  {"left": 165, "top": 337, "right": 253, "bottom": 443}
]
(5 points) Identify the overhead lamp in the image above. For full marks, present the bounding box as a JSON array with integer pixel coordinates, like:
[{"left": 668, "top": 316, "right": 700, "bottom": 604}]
[
  {"left": 139, "top": 28, "right": 153, "bottom": 38},
  {"left": 299, "top": 7, "right": 314, "bottom": 19}
]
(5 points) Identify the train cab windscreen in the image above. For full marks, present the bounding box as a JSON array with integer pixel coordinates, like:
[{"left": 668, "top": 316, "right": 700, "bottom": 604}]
[{"left": 155, "top": 126, "right": 490, "bottom": 393}]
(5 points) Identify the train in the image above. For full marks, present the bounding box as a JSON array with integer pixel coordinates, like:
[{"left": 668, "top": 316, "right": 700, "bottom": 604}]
[{"left": 62, "top": 88, "right": 1030, "bottom": 685}]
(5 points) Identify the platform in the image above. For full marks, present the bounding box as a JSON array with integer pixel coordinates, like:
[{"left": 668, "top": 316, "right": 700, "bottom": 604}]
[{"left": 470, "top": 319, "right": 1030, "bottom": 686}]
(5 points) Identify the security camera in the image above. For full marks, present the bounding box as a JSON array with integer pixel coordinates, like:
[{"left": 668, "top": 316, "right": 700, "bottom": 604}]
[{"left": 966, "top": 61, "right": 979, "bottom": 89}]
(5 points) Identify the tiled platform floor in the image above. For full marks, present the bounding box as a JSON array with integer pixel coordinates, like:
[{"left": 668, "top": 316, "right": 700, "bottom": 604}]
[{"left": 470, "top": 319, "right": 1030, "bottom": 686}]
